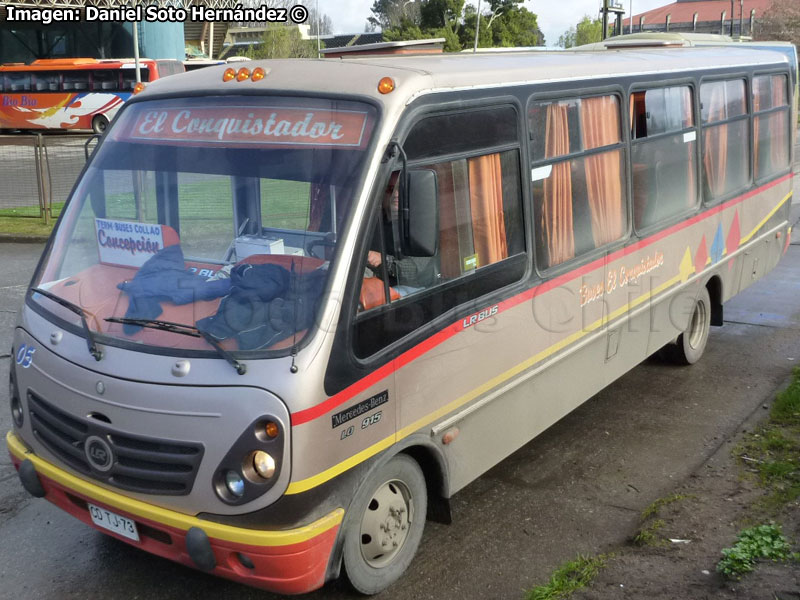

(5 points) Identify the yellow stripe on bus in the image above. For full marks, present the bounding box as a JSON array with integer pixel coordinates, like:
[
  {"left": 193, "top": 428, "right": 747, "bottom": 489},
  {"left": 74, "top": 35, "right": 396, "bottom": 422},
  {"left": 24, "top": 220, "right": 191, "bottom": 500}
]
[
  {"left": 6, "top": 431, "right": 343, "bottom": 546},
  {"left": 740, "top": 191, "right": 793, "bottom": 245}
]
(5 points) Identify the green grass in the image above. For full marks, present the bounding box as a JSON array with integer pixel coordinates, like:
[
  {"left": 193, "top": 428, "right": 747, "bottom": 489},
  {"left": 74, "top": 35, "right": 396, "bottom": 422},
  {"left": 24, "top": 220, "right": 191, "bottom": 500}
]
[
  {"left": 526, "top": 555, "right": 609, "bottom": 600},
  {"left": 736, "top": 368, "right": 800, "bottom": 512},
  {"left": 640, "top": 493, "right": 691, "bottom": 520},
  {"left": 0, "top": 202, "right": 64, "bottom": 237},
  {"left": 716, "top": 523, "right": 797, "bottom": 580},
  {"left": 633, "top": 519, "right": 667, "bottom": 547},
  {"left": 632, "top": 493, "right": 693, "bottom": 547}
]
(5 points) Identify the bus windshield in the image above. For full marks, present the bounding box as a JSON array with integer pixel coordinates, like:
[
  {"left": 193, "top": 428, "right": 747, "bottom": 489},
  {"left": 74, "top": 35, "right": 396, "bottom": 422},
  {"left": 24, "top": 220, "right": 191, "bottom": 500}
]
[{"left": 32, "top": 95, "right": 377, "bottom": 357}]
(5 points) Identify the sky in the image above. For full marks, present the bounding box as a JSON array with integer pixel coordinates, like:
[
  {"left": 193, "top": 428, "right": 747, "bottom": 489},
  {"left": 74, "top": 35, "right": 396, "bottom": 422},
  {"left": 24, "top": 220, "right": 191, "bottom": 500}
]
[{"left": 321, "top": 0, "right": 674, "bottom": 47}]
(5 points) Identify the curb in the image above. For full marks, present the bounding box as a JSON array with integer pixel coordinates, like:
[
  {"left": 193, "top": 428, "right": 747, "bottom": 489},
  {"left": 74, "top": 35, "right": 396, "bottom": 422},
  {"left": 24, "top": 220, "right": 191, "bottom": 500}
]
[{"left": 0, "top": 234, "right": 49, "bottom": 244}]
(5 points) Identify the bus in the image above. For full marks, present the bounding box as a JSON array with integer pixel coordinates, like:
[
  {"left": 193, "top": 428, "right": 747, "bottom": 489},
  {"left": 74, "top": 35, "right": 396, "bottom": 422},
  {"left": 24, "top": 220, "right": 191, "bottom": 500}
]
[
  {"left": 0, "top": 57, "right": 184, "bottom": 134},
  {"left": 6, "top": 46, "right": 795, "bottom": 594}
]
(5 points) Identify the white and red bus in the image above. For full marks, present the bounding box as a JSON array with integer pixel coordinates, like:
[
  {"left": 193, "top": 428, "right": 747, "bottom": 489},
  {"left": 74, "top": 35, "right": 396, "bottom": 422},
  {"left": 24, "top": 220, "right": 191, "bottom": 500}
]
[{"left": 0, "top": 57, "right": 184, "bottom": 133}]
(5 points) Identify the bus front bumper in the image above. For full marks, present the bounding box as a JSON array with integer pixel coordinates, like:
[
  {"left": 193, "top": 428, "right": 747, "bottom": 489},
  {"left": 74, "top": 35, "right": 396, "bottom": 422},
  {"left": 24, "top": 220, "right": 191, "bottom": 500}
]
[{"left": 6, "top": 431, "right": 343, "bottom": 595}]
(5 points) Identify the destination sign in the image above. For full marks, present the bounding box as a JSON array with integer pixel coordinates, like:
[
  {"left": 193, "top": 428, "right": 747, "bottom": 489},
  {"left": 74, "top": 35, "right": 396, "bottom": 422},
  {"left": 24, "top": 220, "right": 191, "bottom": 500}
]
[{"left": 119, "top": 106, "right": 371, "bottom": 149}]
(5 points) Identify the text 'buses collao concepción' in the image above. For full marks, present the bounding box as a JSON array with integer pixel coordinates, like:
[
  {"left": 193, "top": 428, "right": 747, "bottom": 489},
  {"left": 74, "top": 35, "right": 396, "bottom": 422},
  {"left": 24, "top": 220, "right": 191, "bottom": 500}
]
[{"left": 6, "top": 43, "right": 796, "bottom": 594}]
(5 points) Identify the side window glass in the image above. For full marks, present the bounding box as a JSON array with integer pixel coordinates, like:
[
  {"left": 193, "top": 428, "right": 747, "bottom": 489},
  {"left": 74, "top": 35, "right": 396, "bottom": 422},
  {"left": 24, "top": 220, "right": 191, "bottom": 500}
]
[
  {"left": 353, "top": 106, "right": 526, "bottom": 357},
  {"left": 63, "top": 72, "right": 89, "bottom": 91},
  {"left": 700, "top": 79, "right": 749, "bottom": 203},
  {"left": 92, "top": 70, "right": 118, "bottom": 91},
  {"left": 631, "top": 85, "right": 698, "bottom": 230},
  {"left": 529, "top": 95, "right": 626, "bottom": 269},
  {"left": 753, "top": 74, "right": 790, "bottom": 180}
]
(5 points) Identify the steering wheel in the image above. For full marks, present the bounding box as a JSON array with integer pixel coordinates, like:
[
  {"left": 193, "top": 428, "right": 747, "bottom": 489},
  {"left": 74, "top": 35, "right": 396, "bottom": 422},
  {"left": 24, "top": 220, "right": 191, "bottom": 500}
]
[{"left": 306, "top": 234, "right": 336, "bottom": 259}]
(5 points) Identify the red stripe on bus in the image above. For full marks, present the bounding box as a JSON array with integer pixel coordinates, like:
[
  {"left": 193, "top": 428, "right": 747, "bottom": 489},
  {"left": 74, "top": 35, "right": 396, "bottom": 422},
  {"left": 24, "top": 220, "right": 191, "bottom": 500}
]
[{"left": 291, "top": 174, "right": 792, "bottom": 426}]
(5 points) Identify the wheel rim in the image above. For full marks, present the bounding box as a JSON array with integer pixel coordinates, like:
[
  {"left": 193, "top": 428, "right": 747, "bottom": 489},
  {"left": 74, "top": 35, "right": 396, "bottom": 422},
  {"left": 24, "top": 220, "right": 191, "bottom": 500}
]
[
  {"left": 359, "top": 479, "right": 414, "bottom": 568},
  {"left": 688, "top": 299, "right": 708, "bottom": 349}
]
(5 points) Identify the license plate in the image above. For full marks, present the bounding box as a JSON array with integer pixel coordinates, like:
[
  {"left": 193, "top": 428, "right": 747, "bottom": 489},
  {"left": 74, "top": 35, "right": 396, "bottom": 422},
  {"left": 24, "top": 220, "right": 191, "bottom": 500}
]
[{"left": 87, "top": 503, "right": 140, "bottom": 542}]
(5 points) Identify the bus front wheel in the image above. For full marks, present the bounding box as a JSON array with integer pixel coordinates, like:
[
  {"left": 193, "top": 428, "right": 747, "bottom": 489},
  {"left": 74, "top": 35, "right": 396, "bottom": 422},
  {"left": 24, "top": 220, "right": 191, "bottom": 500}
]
[
  {"left": 662, "top": 287, "right": 711, "bottom": 365},
  {"left": 342, "top": 454, "right": 427, "bottom": 595},
  {"left": 92, "top": 115, "right": 109, "bottom": 134}
]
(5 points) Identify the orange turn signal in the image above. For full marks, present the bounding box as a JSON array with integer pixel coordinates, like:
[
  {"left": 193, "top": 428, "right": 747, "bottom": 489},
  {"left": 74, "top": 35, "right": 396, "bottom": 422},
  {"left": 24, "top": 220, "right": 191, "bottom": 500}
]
[
  {"left": 265, "top": 421, "right": 279, "bottom": 439},
  {"left": 378, "top": 77, "right": 395, "bottom": 94},
  {"left": 222, "top": 67, "right": 236, "bottom": 82},
  {"left": 132, "top": 81, "right": 146, "bottom": 95},
  {"left": 236, "top": 67, "right": 250, "bottom": 82},
  {"left": 251, "top": 67, "right": 266, "bottom": 82}
]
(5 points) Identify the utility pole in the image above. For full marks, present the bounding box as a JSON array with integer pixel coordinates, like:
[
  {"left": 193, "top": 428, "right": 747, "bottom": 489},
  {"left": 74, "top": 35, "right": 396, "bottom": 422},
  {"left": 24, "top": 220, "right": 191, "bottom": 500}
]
[
  {"left": 602, "top": 0, "right": 609, "bottom": 41},
  {"left": 473, "top": 0, "right": 482, "bottom": 52},
  {"left": 730, "top": 0, "right": 734, "bottom": 36},
  {"left": 629, "top": 0, "right": 633, "bottom": 34}
]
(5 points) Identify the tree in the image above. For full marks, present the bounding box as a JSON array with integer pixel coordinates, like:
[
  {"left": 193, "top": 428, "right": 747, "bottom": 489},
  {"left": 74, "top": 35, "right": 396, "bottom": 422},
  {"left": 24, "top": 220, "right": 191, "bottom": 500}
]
[
  {"left": 243, "top": 24, "right": 319, "bottom": 59},
  {"left": 756, "top": 1, "right": 800, "bottom": 48},
  {"left": 460, "top": 1, "right": 543, "bottom": 48},
  {"left": 385, "top": 0, "right": 543, "bottom": 52},
  {"left": 369, "top": 0, "right": 422, "bottom": 30},
  {"left": 558, "top": 15, "right": 602, "bottom": 48}
]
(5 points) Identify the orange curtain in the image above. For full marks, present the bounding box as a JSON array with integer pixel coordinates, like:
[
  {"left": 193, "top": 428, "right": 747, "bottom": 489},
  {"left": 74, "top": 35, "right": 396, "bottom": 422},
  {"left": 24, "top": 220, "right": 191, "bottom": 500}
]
[
  {"left": 468, "top": 153, "right": 507, "bottom": 266},
  {"left": 580, "top": 96, "right": 624, "bottom": 246},
  {"left": 433, "top": 162, "right": 461, "bottom": 279},
  {"left": 770, "top": 75, "right": 789, "bottom": 170},
  {"left": 542, "top": 103, "right": 575, "bottom": 266},
  {"left": 683, "top": 88, "right": 697, "bottom": 207},
  {"left": 703, "top": 84, "right": 728, "bottom": 198},
  {"left": 753, "top": 76, "right": 766, "bottom": 175}
]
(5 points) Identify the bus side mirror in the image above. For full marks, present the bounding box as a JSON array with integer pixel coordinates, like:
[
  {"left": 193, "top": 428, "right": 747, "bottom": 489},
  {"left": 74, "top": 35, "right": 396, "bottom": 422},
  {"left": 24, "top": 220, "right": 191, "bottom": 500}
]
[{"left": 401, "top": 169, "right": 438, "bottom": 258}]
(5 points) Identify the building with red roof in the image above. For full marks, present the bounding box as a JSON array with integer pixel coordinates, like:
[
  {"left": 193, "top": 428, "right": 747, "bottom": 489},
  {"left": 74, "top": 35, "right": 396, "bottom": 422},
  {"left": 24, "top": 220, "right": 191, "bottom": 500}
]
[{"left": 622, "top": 0, "right": 776, "bottom": 37}]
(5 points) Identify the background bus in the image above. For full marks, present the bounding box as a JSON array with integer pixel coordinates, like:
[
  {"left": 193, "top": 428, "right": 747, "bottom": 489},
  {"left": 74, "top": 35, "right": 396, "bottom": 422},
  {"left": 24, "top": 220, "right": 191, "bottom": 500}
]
[{"left": 0, "top": 57, "right": 184, "bottom": 134}]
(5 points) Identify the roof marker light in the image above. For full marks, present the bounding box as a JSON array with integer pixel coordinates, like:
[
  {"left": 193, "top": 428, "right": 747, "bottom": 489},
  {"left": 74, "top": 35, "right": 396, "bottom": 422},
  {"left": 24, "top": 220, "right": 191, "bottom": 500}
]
[
  {"left": 132, "top": 81, "right": 146, "bottom": 95},
  {"left": 222, "top": 67, "right": 236, "bottom": 82},
  {"left": 251, "top": 67, "right": 266, "bottom": 82},
  {"left": 378, "top": 77, "right": 395, "bottom": 95},
  {"left": 236, "top": 67, "right": 251, "bottom": 82}
]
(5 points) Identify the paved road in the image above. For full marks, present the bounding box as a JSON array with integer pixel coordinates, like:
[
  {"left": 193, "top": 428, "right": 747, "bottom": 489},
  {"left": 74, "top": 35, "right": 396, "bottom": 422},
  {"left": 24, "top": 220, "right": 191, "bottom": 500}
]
[{"left": 1, "top": 197, "right": 799, "bottom": 600}]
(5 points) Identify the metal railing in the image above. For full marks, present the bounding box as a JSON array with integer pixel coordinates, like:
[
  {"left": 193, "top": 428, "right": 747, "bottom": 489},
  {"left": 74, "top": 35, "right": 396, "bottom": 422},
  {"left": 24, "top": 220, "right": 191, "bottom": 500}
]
[{"left": 0, "top": 133, "right": 90, "bottom": 223}]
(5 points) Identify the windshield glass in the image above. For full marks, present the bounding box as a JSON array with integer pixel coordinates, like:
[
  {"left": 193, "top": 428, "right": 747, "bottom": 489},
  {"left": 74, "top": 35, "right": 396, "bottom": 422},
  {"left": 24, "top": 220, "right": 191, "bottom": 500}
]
[{"left": 33, "top": 95, "right": 376, "bottom": 355}]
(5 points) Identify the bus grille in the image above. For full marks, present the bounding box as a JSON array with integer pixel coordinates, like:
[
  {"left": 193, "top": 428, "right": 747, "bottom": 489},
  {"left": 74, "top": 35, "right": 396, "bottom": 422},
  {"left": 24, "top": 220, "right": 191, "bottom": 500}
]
[{"left": 27, "top": 391, "right": 204, "bottom": 496}]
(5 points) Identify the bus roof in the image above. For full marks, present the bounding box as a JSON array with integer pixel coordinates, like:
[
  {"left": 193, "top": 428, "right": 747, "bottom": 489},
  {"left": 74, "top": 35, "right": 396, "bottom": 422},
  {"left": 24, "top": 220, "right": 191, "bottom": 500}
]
[{"left": 138, "top": 46, "right": 790, "bottom": 109}]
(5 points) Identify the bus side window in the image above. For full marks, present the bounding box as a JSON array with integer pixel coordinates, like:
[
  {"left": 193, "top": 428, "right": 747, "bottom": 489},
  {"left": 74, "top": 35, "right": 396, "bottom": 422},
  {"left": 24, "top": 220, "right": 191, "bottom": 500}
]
[
  {"left": 63, "top": 72, "right": 89, "bottom": 91},
  {"left": 353, "top": 107, "right": 526, "bottom": 356},
  {"left": 753, "top": 74, "right": 791, "bottom": 181},
  {"left": 631, "top": 85, "right": 698, "bottom": 231},
  {"left": 700, "top": 79, "right": 749, "bottom": 203},
  {"left": 529, "top": 95, "right": 626, "bottom": 269},
  {"left": 92, "top": 69, "right": 119, "bottom": 91}
]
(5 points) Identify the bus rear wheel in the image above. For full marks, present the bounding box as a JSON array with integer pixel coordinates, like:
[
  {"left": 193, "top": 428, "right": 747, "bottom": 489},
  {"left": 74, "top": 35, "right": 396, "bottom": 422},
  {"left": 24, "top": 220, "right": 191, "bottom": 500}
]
[
  {"left": 661, "top": 287, "right": 711, "bottom": 365},
  {"left": 92, "top": 115, "right": 109, "bottom": 134},
  {"left": 343, "top": 454, "right": 427, "bottom": 595}
]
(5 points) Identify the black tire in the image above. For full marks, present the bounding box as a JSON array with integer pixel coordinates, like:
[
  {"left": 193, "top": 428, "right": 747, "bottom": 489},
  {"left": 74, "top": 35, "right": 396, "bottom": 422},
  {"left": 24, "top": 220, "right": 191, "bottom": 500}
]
[
  {"left": 343, "top": 454, "right": 427, "bottom": 595},
  {"left": 92, "top": 115, "right": 109, "bottom": 134},
  {"left": 661, "top": 287, "right": 711, "bottom": 365}
]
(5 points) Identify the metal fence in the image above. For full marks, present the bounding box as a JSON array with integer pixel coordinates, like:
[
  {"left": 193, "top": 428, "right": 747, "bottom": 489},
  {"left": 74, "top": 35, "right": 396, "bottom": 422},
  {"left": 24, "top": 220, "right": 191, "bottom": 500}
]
[{"left": 0, "top": 133, "right": 91, "bottom": 223}]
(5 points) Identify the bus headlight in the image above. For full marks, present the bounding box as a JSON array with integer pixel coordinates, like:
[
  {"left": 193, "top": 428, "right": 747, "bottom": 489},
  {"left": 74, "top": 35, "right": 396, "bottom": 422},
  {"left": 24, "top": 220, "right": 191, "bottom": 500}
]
[
  {"left": 213, "top": 416, "right": 285, "bottom": 504},
  {"left": 252, "top": 451, "right": 276, "bottom": 479},
  {"left": 224, "top": 470, "right": 246, "bottom": 498}
]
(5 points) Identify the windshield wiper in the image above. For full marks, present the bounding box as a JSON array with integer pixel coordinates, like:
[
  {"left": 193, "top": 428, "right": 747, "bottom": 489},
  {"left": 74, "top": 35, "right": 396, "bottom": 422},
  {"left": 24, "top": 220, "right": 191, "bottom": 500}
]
[
  {"left": 32, "top": 287, "right": 103, "bottom": 361},
  {"left": 104, "top": 317, "right": 247, "bottom": 375}
]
